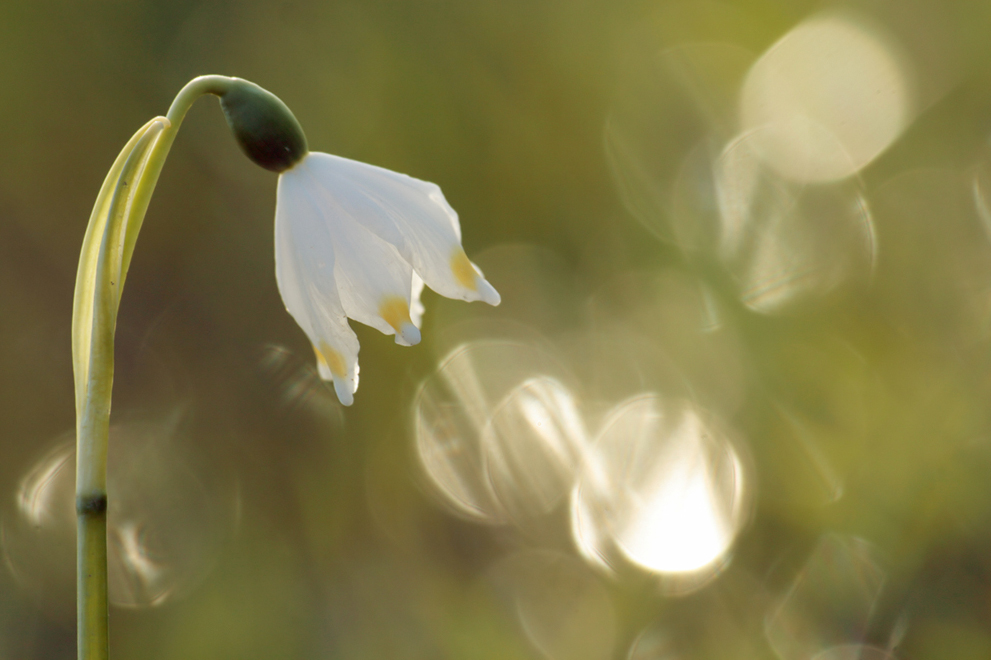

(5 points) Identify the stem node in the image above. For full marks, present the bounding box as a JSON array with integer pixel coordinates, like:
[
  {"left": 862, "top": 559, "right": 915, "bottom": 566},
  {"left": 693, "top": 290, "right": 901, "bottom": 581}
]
[{"left": 76, "top": 494, "right": 108, "bottom": 515}]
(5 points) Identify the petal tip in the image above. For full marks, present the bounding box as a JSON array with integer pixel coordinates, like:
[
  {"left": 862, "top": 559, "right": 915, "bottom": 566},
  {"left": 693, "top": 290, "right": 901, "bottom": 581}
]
[
  {"left": 478, "top": 279, "right": 501, "bottom": 306},
  {"left": 397, "top": 322, "right": 421, "bottom": 346},
  {"left": 315, "top": 341, "right": 356, "bottom": 405},
  {"left": 333, "top": 376, "right": 355, "bottom": 406}
]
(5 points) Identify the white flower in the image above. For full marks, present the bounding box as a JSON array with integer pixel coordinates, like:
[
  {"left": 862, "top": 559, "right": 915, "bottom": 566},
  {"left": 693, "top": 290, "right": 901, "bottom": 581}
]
[{"left": 274, "top": 152, "right": 500, "bottom": 406}]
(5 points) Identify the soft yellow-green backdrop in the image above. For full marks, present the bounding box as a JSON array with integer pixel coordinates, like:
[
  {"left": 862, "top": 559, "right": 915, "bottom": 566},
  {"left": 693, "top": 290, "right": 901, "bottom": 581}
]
[{"left": 4, "top": 0, "right": 991, "bottom": 658}]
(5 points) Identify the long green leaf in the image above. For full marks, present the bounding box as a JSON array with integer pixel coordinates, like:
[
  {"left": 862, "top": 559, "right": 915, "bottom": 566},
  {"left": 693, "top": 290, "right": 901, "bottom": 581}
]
[{"left": 72, "top": 118, "right": 166, "bottom": 492}]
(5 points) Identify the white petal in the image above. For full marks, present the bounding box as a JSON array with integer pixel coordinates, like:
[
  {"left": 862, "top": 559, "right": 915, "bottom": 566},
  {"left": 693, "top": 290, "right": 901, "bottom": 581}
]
[
  {"left": 410, "top": 272, "right": 425, "bottom": 328},
  {"left": 300, "top": 152, "right": 500, "bottom": 306},
  {"left": 275, "top": 170, "right": 360, "bottom": 405},
  {"left": 393, "top": 274, "right": 425, "bottom": 347},
  {"left": 291, "top": 157, "right": 426, "bottom": 345}
]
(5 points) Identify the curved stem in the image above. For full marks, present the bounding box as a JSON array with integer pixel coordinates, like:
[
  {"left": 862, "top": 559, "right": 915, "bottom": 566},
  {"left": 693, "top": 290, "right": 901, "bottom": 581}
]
[
  {"left": 165, "top": 75, "right": 235, "bottom": 125},
  {"left": 73, "top": 75, "right": 235, "bottom": 660},
  {"left": 120, "top": 75, "right": 235, "bottom": 284}
]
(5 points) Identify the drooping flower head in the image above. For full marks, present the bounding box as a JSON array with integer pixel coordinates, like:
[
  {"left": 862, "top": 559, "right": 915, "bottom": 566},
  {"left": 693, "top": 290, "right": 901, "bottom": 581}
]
[{"left": 220, "top": 79, "right": 500, "bottom": 405}]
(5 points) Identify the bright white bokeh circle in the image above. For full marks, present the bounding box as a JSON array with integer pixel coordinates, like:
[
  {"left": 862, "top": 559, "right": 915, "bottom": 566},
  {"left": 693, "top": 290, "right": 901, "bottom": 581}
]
[
  {"left": 572, "top": 396, "right": 751, "bottom": 590},
  {"left": 740, "top": 14, "right": 912, "bottom": 183}
]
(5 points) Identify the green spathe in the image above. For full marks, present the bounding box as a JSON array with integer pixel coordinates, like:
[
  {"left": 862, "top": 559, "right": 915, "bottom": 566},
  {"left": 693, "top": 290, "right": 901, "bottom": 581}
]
[{"left": 219, "top": 78, "right": 308, "bottom": 172}]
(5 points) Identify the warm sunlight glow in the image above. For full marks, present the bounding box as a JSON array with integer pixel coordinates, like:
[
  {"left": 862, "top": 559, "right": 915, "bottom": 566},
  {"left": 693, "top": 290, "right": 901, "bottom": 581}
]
[
  {"left": 740, "top": 14, "right": 912, "bottom": 183},
  {"left": 572, "top": 396, "right": 750, "bottom": 587},
  {"left": 415, "top": 342, "right": 587, "bottom": 525}
]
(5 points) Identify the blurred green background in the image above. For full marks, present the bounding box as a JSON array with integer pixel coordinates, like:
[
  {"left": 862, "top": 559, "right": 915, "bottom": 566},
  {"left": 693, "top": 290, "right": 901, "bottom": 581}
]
[{"left": 4, "top": 0, "right": 991, "bottom": 658}]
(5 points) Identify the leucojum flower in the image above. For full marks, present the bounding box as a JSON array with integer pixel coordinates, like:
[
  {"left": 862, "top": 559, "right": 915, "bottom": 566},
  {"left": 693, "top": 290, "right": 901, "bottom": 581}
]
[
  {"left": 73, "top": 75, "right": 498, "bottom": 660},
  {"left": 220, "top": 78, "right": 500, "bottom": 405}
]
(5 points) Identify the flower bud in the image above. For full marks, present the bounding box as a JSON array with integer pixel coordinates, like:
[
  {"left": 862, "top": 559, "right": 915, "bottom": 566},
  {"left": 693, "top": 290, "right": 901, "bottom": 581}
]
[{"left": 219, "top": 78, "right": 308, "bottom": 173}]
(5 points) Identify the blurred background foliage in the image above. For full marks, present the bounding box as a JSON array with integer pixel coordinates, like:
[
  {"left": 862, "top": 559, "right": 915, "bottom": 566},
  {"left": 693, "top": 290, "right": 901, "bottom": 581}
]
[{"left": 4, "top": 0, "right": 991, "bottom": 658}]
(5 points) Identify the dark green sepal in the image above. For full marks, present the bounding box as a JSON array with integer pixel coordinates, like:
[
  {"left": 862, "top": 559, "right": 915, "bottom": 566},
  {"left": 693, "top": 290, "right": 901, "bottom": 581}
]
[{"left": 219, "top": 78, "right": 308, "bottom": 173}]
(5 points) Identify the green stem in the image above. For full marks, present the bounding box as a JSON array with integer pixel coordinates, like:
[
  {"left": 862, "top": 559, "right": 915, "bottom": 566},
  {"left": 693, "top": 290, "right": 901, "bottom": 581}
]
[
  {"left": 75, "top": 120, "right": 164, "bottom": 660},
  {"left": 73, "top": 75, "right": 235, "bottom": 660},
  {"left": 120, "top": 75, "right": 235, "bottom": 285}
]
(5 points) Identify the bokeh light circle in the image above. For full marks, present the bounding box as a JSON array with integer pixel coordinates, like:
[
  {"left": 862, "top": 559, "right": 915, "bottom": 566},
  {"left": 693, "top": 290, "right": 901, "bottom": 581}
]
[
  {"left": 740, "top": 14, "right": 912, "bottom": 183},
  {"left": 765, "top": 535, "right": 886, "bottom": 660},
  {"left": 715, "top": 131, "right": 875, "bottom": 313},
  {"left": 413, "top": 341, "right": 587, "bottom": 526},
  {"left": 2, "top": 414, "right": 239, "bottom": 613},
  {"left": 605, "top": 41, "right": 756, "bottom": 246},
  {"left": 572, "top": 395, "right": 751, "bottom": 591},
  {"left": 812, "top": 646, "right": 896, "bottom": 660},
  {"left": 489, "top": 550, "right": 617, "bottom": 660},
  {"left": 627, "top": 622, "right": 682, "bottom": 659}
]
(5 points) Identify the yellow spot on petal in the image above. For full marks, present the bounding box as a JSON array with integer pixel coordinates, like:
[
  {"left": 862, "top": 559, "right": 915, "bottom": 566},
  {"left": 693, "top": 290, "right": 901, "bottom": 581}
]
[
  {"left": 379, "top": 295, "right": 412, "bottom": 333},
  {"left": 314, "top": 342, "right": 347, "bottom": 378},
  {"left": 451, "top": 249, "right": 478, "bottom": 291}
]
